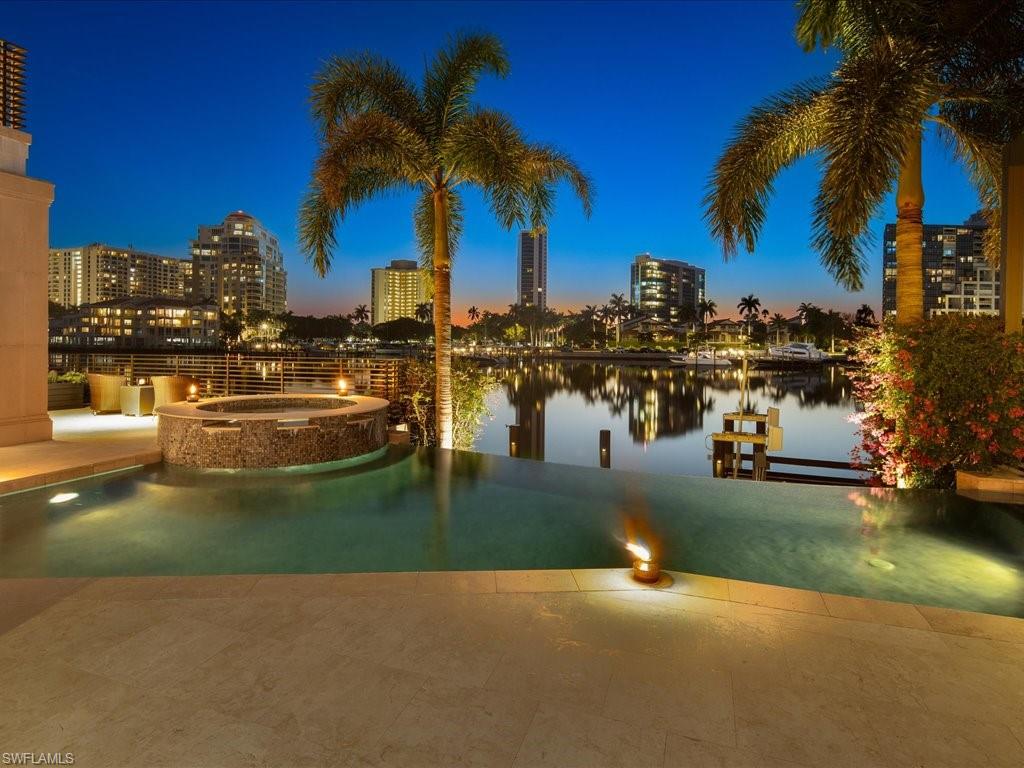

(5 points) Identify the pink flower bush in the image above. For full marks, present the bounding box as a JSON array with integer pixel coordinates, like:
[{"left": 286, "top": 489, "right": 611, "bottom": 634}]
[{"left": 850, "top": 316, "right": 1024, "bottom": 488}]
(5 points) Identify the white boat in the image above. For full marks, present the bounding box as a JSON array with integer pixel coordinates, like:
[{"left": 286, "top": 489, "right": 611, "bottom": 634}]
[
  {"left": 669, "top": 349, "right": 732, "bottom": 368},
  {"left": 767, "top": 342, "right": 828, "bottom": 362}
]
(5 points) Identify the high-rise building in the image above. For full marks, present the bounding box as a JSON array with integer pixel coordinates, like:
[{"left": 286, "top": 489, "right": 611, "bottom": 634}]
[
  {"left": 370, "top": 259, "right": 432, "bottom": 326},
  {"left": 48, "top": 245, "right": 190, "bottom": 308},
  {"left": 190, "top": 211, "right": 287, "bottom": 316},
  {"left": 0, "top": 40, "right": 26, "bottom": 130},
  {"left": 629, "top": 254, "right": 706, "bottom": 325},
  {"left": 517, "top": 230, "right": 547, "bottom": 310},
  {"left": 882, "top": 215, "right": 992, "bottom": 317}
]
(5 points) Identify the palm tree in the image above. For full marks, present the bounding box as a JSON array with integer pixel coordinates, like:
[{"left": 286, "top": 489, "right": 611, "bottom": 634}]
[
  {"left": 351, "top": 304, "right": 370, "bottom": 324},
  {"left": 797, "top": 302, "right": 818, "bottom": 322},
  {"left": 855, "top": 303, "right": 876, "bottom": 326},
  {"left": 704, "top": 0, "right": 1024, "bottom": 325},
  {"left": 415, "top": 302, "right": 433, "bottom": 323},
  {"left": 770, "top": 312, "right": 788, "bottom": 344},
  {"left": 608, "top": 292, "right": 629, "bottom": 344},
  {"left": 467, "top": 305, "right": 480, "bottom": 323},
  {"left": 698, "top": 299, "right": 717, "bottom": 329},
  {"left": 300, "top": 33, "right": 593, "bottom": 448}
]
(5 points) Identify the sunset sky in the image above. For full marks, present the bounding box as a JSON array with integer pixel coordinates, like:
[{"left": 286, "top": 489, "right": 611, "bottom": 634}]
[{"left": 8, "top": 0, "right": 983, "bottom": 323}]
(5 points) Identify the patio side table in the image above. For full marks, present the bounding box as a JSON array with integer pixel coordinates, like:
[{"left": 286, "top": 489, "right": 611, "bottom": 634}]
[{"left": 120, "top": 384, "right": 155, "bottom": 417}]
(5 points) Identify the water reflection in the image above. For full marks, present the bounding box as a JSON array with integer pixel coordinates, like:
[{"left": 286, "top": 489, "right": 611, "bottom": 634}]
[{"left": 482, "top": 361, "right": 858, "bottom": 477}]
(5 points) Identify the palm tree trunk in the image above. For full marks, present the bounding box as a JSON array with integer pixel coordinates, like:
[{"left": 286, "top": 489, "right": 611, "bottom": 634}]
[
  {"left": 432, "top": 187, "right": 454, "bottom": 450},
  {"left": 895, "top": 126, "right": 925, "bottom": 325}
]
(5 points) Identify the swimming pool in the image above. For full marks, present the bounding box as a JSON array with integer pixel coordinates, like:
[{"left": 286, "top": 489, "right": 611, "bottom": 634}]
[{"left": 2, "top": 446, "right": 1022, "bottom": 617}]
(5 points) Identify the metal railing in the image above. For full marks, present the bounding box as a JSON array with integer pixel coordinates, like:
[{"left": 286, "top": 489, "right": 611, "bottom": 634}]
[{"left": 49, "top": 352, "right": 403, "bottom": 401}]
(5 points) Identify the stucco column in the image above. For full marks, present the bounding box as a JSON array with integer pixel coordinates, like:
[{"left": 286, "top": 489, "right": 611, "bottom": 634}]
[
  {"left": 0, "top": 126, "right": 55, "bottom": 445},
  {"left": 1001, "top": 134, "right": 1024, "bottom": 334}
]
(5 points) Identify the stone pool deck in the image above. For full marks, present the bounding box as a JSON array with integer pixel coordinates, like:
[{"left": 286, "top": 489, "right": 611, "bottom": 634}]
[
  {"left": 0, "top": 409, "right": 159, "bottom": 495},
  {"left": 1, "top": 569, "right": 1022, "bottom": 767}
]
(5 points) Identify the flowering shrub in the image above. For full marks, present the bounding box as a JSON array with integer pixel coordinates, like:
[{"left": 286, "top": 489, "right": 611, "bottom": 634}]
[{"left": 851, "top": 315, "right": 1024, "bottom": 488}]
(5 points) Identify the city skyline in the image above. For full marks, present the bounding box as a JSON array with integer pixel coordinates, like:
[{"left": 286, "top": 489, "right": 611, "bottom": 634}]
[{"left": 7, "top": 1, "right": 987, "bottom": 322}]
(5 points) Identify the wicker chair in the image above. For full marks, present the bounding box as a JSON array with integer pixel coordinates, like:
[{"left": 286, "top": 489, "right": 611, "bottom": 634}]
[
  {"left": 152, "top": 375, "right": 199, "bottom": 408},
  {"left": 86, "top": 373, "right": 126, "bottom": 414}
]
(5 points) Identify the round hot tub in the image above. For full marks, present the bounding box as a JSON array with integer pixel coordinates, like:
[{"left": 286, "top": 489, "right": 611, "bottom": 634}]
[{"left": 155, "top": 394, "right": 390, "bottom": 469}]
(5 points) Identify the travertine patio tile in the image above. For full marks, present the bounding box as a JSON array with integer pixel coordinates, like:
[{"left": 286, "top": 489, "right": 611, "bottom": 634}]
[
  {"left": 3, "top": 571, "right": 1023, "bottom": 767},
  {"left": 733, "top": 675, "right": 887, "bottom": 768},
  {"left": 662, "top": 571, "right": 731, "bottom": 600},
  {"left": 512, "top": 701, "right": 667, "bottom": 768},
  {"left": 67, "top": 575, "right": 179, "bottom": 601},
  {"left": 664, "top": 732, "right": 808, "bottom": 767},
  {"left": 916, "top": 603, "right": 1024, "bottom": 642},
  {"left": 485, "top": 637, "right": 616, "bottom": 709},
  {"left": 867, "top": 702, "right": 1024, "bottom": 767},
  {"left": 356, "top": 676, "right": 538, "bottom": 767},
  {"left": 330, "top": 570, "right": 420, "bottom": 594},
  {"left": 248, "top": 573, "right": 348, "bottom": 598},
  {"left": 74, "top": 616, "right": 244, "bottom": 688},
  {"left": 156, "top": 574, "right": 260, "bottom": 599},
  {"left": 495, "top": 569, "right": 579, "bottom": 593},
  {"left": 603, "top": 651, "right": 735, "bottom": 746},
  {"left": 571, "top": 567, "right": 672, "bottom": 591},
  {"left": 821, "top": 592, "right": 931, "bottom": 629},
  {"left": 416, "top": 570, "right": 496, "bottom": 594},
  {"left": 727, "top": 580, "right": 828, "bottom": 615},
  {"left": 0, "top": 576, "right": 90, "bottom": 603}
]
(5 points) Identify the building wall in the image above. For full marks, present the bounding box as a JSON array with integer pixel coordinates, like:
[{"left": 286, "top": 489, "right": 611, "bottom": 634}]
[
  {"left": 0, "top": 126, "right": 54, "bottom": 445},
  {"left": 371, "top": 259, "right": 432, "bottom": 325},
  {"left": 517, "top": 231, "right": 547, "bottom": 310},
  {"left": 190, "top": 211, "right": 287, "bottom": 316}
]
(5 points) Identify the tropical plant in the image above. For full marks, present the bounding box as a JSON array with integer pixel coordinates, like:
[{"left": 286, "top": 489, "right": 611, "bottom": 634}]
[
  {"left": 351, "top": 304, "right": 370, "bottom": 324},
  {"left": 851, "top": 315, "right": 1024, "bottom": 487},
  {"left": 855, "top": 303, "right": 877, "bottom": 326},
  {"left": 415, "top": 302, "right": 433, "bottom": 323},
  {"left": 467, "top": 305, "right": 480, "bottom": 322},
  {"left": 797, "top": 302, "right": 818, "bottom": 322},
  {"left": 404, "top": 359, "right": 497, "bottom": 449},
  {"left": 737, "top": 294, "right": 762, "bottom": 338},
  {"left": 300, "top": 33, "right": 593, "bottom": 448},
  {"left": 504, "top": 322, "right": 526, "bottom": 343},
  {"left": 770, "top": 312, "right": 789, "bottom": 344},
  {"left": 608, "top": 292, "right": 629, "bottom": 343},
  {"left": 697, "top": 299, "right": 718, "bottom": 328},
  {"left": 704, "top": 0, "right": 1024, "bottom": 325}
]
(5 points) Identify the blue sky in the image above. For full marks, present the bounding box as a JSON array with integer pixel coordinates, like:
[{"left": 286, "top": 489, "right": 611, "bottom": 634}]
[{"left": 8, "top": 0, "right": 981, "bottom": 320}]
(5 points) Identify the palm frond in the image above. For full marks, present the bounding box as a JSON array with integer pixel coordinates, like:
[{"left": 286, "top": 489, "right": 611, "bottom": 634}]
[
  {"left": 423, "top": 33, "right": 509, "bottom": 143},
  {"left": 298, "top": 186, "right": 339, "bottom": 278},
  {"left": 934, "top": 113, "right": 1003, "bottom": 264},
  {"left": 314, "top": 112, "right": 432, "bottom": 205},
  {"left": 299, "top": 167, "right": 411, "bottom": 276},
  {"left": 795, "top": 0, "right": 920, "bottom": 54},
  {"left": 704, "top": 81, "right": 828, "bottom": 258},
  {"left": 523, "top": 145, "right": 595, "bottom": 221},
  {"left": 311, "top": 53, "right": 423, "bottom": 135},
  {"left": 414, "top": 187, "right": 464, "bottom": 269},
  {"left": 811, "top": 39, "right": 940, "bottom": 290}
]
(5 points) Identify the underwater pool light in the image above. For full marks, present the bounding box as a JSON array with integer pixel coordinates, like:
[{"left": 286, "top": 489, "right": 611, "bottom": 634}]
[{"left": 49, "top": 492, "right": 79, "bottom": 504}]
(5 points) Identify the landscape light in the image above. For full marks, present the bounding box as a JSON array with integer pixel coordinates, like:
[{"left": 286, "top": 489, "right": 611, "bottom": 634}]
[
  {"left": 187, "top": 384, "right": 199, "bottom": 402},
  {"left": 49, "top": 492, "right": 79, "bottom": 504},
  {"left": 626, "top": 541, "right": 660, "bottom": 583},
  {"left": 337, "top": 378, "right": 348, "bottom": 393}
]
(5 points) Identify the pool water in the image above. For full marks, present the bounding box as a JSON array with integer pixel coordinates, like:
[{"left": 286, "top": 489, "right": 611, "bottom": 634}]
[{"left": 2, "top": 447, "right": 1022, "bottom": 617}]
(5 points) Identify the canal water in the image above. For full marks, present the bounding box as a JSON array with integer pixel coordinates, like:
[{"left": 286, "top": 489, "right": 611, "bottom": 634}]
[{"left": 475, "top": 360, "right": 860, "bottom": 479}]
